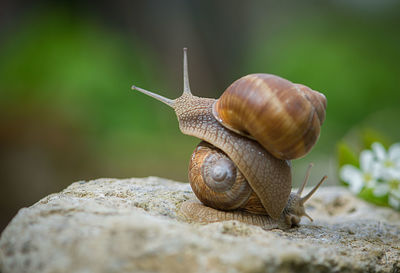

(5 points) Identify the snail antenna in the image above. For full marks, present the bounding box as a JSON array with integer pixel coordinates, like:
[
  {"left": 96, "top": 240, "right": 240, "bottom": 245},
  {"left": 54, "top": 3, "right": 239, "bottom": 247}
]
[
  {"left": 131, "top": 85, "right": 175, "bottom": 108},
  {"left": 300, "top": 175, "right": 327, "bottom": 205},
  {"left": 183, "top": 48, "right": 192, "bottom": 94},
  {"left": 297, "top": 163, "right": 313, "bottom": 196}
]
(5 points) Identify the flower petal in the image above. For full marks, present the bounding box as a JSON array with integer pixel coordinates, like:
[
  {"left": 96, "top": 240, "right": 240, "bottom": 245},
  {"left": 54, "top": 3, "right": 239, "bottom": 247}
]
[
  {"left": 370, "top": 162, "right": 383, "bottom": 179},
  {"left": 372, "top": 142, "right": 386, "bottom": 161},
  {"left": 382, "top": 168, "right": 400, "bottom": 181},
  {"left": 340, "top": 165, "right": 362, "bottom": 183},
  {"left": 366, "top": 179, "right": 378, "bottom": 188},
  {"left": 349, "top": 176, "right": 364, "bottom": 194},
  {"left": 388, "top": 143, "right": 400, "bottom": 162},
  {"left": 373, "top": 183, "right": 390, "bottom": 197},
  {"left": 360, "top": 150, "right": 374, "bottom": 171},
  {"left": 389, "top": 194, "right": 400, "bottom": 209},
  {"left": 339, "top": 165, "right": 364, "bottom": 193},
  {"left": 391, "top": 188, "right": 400, "bottom": 199}
]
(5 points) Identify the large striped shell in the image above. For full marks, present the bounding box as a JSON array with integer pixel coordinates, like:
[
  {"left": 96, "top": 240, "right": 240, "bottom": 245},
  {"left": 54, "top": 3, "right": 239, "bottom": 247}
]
[{"left": 212, "top": 74, "right": 327, "bottom": 160}]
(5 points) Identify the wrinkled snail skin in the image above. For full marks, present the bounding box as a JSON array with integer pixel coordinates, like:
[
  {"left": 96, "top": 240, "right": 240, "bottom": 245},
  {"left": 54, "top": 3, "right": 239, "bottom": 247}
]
[
  {"left": 179, "top": 193, "right": 304, "bottom": 230},
  {"left": 179, "top": 200, "right": 283, "bottom": 230},
  {"left": 131, "top": 48, "right": 327, "bottom": 229}
]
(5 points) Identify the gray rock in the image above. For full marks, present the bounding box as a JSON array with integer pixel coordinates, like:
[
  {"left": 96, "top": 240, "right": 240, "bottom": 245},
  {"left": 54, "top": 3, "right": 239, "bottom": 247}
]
[{"left": 0, "top": 177, "right": 399, "bottom": 273}]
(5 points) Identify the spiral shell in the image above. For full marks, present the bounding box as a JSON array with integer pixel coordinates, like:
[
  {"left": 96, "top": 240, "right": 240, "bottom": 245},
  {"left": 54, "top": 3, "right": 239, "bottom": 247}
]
[
  {"left": 189, "top": 141, "right": 267, "bottom": 214},
  {"left": 212, "top": 74, "right": 327, "bottom": 160}
]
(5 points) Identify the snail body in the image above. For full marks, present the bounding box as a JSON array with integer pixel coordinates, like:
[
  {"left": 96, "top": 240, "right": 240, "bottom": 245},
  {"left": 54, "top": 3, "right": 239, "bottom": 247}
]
[{"left": 132, "top": 48, "right": 327, "bottom": 229}]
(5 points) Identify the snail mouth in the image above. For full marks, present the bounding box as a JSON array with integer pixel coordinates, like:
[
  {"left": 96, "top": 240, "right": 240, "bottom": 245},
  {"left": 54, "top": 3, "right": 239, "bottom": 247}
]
[{"left": 287, "top": 214, "right": 301, "bottom": 228}]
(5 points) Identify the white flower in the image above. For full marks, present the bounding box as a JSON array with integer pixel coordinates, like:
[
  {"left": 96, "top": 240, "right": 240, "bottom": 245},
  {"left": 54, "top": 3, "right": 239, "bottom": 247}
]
[
  {"left": 340, "top": 150, "right": 380, "bottom": 194},
  {"left": 371, "top": 180, "right": 400, "bottom": 210},
  {"left": 340, "top": 141, "right": 400, "bottom": 210},
  {"left": 371, "top": 142, "right": 400, "bottom": 180},
  {"left": 389, "top": 188, "right": 400, "bottom": 210},
  {"left": 371, "top": 182, "right": 390, "bottom": 197}
]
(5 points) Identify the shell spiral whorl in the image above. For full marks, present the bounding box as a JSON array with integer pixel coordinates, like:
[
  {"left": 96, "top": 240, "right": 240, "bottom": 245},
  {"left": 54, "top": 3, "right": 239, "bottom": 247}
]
[
  {"left": 189, "top": 141, "right": 253, "bottom": 211},
  {"left": 213, "top": 73, "right": 327, "bottom": 160}
]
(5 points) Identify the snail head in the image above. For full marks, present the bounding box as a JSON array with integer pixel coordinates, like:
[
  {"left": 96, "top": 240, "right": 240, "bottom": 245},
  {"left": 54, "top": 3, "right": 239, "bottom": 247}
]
[
  {"left": 283, "top": 163, "right": 327, "bottom": 228},
  {"left": 132, "top": 48, "right": 215, "bottom": 134}
]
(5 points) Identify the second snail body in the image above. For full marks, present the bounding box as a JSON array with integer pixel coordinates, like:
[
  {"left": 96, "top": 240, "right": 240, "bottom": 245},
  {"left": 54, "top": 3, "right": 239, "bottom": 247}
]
[{"left": 132, "top": 49, "right": 327, "bottom": 229}]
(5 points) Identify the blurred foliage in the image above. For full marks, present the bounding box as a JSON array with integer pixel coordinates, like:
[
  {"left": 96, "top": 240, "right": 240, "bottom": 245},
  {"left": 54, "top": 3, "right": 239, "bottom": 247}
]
[
  {"left": 0, "top": 8, "right": 198, "bottom": 183},
  {"left": 359, "top": 187, "right": 389, "bottom": 207},
  {"left": 1, "top": 9, "right": 163, "bottom": 136},
  {"left": 337, "top": 128, "right": 395, "bottom": 169},
  {"left": 0, "top": 6, "right": 200, "bottom": 231},
  {"left": 338, "top": 128, "right": 398, "bottom": 169},
  {"left": 337, "top": 142, "right": 359, "bottom": 170}
]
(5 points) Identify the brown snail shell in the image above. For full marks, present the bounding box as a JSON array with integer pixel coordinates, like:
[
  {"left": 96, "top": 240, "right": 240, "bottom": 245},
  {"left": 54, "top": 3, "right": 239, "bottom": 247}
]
[
  {"left": 212, "top": 74, "right": 327, "bottom": 160},
  {"left": 189, "top": 141, "right": 267, "bottom": 215}
]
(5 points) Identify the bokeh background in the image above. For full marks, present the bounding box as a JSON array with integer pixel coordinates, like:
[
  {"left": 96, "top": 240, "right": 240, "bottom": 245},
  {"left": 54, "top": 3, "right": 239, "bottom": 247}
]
[{"left": 1, "top": 0, "right": 400, "bottom": 232}]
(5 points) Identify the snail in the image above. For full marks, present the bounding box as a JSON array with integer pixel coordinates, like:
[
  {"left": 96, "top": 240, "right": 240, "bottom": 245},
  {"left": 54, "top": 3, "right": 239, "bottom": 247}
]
[{"left": 132, "top": 48, "right": 327, "bottom": 229}]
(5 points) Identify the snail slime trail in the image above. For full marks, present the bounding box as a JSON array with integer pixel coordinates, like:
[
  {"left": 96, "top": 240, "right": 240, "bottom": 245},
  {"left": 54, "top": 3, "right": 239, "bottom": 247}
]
[{"left": 131, "top": 48, "right": 327, "bottom": 230}]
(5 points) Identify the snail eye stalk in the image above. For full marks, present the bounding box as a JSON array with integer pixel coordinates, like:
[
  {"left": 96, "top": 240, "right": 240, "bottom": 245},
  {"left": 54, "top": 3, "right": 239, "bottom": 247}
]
[
  {"left": 300, "top": 175, "right": 328, "bottom": 205},
  {"left": 131, "top": 85, "right": 176, "bottom": 108},
  {"left": 132, "top": 48, "right": 192, "bottom": 108},
  {"left": 183, "top": 48, "right": 192, "bottom": 95},
  {"left": 297, "top": 163, "right": 314, "bottom": 196}
]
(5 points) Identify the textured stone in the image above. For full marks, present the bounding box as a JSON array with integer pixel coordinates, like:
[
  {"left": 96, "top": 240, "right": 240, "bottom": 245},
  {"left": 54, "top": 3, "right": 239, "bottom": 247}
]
[{"left": 0, "top": 177, "right": 399, "bottom": 273}]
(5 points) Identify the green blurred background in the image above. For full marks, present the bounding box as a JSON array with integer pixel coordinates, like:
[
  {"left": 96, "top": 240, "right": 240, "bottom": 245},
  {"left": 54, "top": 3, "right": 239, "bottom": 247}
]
[{"left": 1, "top": 0, "right": 400, "bottom": 232}]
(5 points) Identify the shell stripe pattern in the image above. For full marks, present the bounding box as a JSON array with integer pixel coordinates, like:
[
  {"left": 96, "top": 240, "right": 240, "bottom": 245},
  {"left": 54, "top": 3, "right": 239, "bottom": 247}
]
[{"left": 214, "top": 74, "right": 325, "bottom": 160}]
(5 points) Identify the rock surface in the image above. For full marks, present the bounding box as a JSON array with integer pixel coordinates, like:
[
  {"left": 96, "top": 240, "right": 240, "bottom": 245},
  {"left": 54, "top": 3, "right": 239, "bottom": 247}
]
[{"left": 0, "top": 177, "right": 399, "bottom": 273}]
